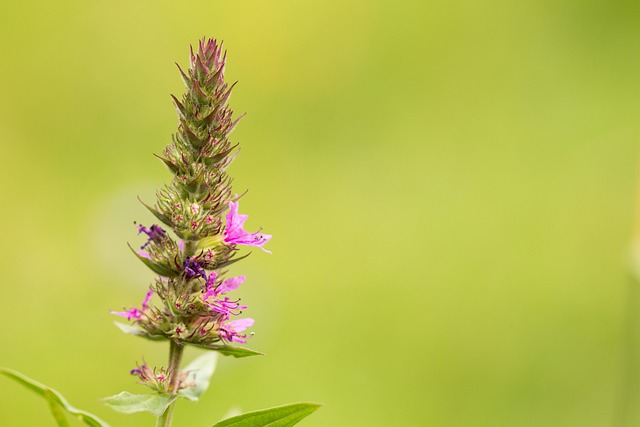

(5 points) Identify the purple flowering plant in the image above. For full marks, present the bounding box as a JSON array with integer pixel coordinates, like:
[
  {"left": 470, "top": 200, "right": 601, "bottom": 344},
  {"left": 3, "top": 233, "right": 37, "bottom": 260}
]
[{"left": 0, "top": 38, "right": 319, "bottom": 427}]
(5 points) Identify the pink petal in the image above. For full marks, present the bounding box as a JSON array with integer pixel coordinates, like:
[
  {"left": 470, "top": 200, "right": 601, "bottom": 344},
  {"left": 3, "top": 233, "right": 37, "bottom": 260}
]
[
  {"left": 141, "top": 289, "right": 153, "bottom": 309},
  {"left": 223, "top": 201, "right": 272, "bottom": 253},
  {"left": 110, "top": 308, "right": 141, "bottom": 321},
  {"left": 206, "top": 272, "right": 218, "bottom": 289},
  {"left": 228, "top": 318, "right": 254, "bottom": 332},
  {"left": 218, "top": 275, "right": 246, "bottom": 294}
]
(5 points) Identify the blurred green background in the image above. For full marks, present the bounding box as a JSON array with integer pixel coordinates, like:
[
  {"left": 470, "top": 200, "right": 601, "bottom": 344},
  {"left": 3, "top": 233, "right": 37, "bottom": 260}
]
[{"left": 1, "top": 0, "right": 640, "bottom": 426}]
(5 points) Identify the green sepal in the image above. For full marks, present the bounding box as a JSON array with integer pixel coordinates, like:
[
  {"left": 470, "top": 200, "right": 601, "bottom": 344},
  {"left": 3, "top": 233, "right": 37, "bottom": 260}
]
[
  {"left": 203, "top": 143, "right": 239, "bottom": 167},
  {"left": 191, "top": 343, "right": 263, "bottom": 358},
  {"left": 175, "top": 63, "right": 192, "bottom": 89},
  {"left": 195, "top": 55, "right": 210, "bottom": 79},
  {"left": 128, "top": 243, "right": 180, "bottom": 277},
  {"left": 102, "top": 392, "right": 176, "bottom": 417},
  {"left": 0, "top": 367, "right": 111, "bottom": 427},
  {"left": 153, "top": 153, "right": 181, "bottom": 175},
  {"left": 180, "top": 119, "right": 204, "bottom": 148},
  {"left": 205, "top": 64, "right": 225, "bottom": 86},
  {"left": 228, "top": 113, "right": 246, "bottom": 134},
  {"left": 170, "top": 94, "right": 188, "bottom": 119},
  {"left": 219, "top": 82, "right": 237, "bottom": 107},
  {"left": 113, "top": 322, "right": 166, "bottom": 341},
  {"left": 185, "top": 176, "right": 203, "bottom": 195},
  {"left": 215, "top": 252, "right": 252, "bottom": 269},
  {"left": 211, "top": 402, "right": 321, "bottom": 427},
  {"left": 178, "top": 352, "right": 217, "bottom": 402},
  {"left": 199, "top": 104, "right": 221, "bottom": 127},
  {"left": 191, "top": 80, "right": 209, "bottom": 104},
  {"left": 137, "top": 197, "right": 175, "bottom": 229}
]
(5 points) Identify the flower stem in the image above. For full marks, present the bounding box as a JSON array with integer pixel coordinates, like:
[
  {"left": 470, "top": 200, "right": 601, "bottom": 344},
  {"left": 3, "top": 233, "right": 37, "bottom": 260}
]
[
  {"left": 158, "top": 240, "right": 194, "bottom": 426},
  {"left": 184, "top": 240, "right": 197, "bottom": 258},
  {"left": 157, "top": 340, "right": 184, "bottom": 427}
]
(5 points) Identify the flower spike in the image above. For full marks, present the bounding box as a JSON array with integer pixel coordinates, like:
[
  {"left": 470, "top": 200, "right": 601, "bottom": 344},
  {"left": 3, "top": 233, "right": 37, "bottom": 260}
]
[{"left": 110, "top": 40, "right": 272, "bottom": 416}]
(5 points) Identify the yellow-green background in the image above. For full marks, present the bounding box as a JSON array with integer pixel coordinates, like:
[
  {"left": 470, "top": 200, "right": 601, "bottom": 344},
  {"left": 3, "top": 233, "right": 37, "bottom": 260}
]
[{"left": 1, "top": 1, "right": 640, "bottom": 426}]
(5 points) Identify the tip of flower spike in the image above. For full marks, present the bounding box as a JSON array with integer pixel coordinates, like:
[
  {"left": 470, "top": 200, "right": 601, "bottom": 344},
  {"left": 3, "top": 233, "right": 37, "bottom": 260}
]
[{"left": 190, "top": 37, "right": 226, "bottom": 78}]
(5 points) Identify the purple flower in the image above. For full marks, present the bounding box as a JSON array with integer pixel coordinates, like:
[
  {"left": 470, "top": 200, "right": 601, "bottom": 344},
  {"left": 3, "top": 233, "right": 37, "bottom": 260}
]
[
  {"left": 137, "top": 224, "right": 167, "bottom": 249},
  {"left": 111, "top": 289, "right": 153, "bottom": 321},
  {"left": 183, "top": 257, "right": 206, "bottom": 280},
  {"left": 203, "top": 273, "right": 247, "bottom": 318},
  {"left": 223, "top": 201, "right": 272, "bottom": 253},
  {"left": 220, "top": 318, "right": 254, "bottom": 343},
  {"left": 130, "top": 363, "right": 153, "bottom": 381},
  {"left": 130, "top": 362, "right": 174, "bottom": 393}
]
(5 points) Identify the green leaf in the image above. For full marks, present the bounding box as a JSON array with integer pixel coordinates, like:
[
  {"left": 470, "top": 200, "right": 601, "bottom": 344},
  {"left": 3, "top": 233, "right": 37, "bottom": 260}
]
[
  {"left": 179, "top": 352, "right": 217, "bottom": 401},
  {"left": 197, "top": 235, "right": 223, "bottom": 249},
  {"left": 212, "top": 403, "right": 321, "bottom": 427},
  {"left": 44, "top": 390, "right": 70, "bottom": 427},
  {"left": 191, "top": 343, "right": 263, "bottom": 358},
  {"left": 0, "top": 367, "right": 111, "bottom": 427},
  {"left": 102, "top": 392, "right": 176, "bottom": 417},
  {"left": 128, "top": 243, "right": 180, "bottom": 277},
  {"left": 113, "top": 322, "right": 166, "bottom": 341}
]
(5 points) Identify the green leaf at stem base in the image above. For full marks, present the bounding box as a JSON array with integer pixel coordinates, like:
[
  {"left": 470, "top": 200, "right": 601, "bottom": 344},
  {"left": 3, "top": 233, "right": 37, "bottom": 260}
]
[
  {"left": 102, "top": 392, "right": 176, "bottom": 417},
  {"left": 0, "top": 367, "right": 111, "bottom": 427},
  {"left": 211, "top": 402, "right": 321, "bottom": 427},
  {"left": 179, "top": 352, "right": 217, "bottom": 402}
]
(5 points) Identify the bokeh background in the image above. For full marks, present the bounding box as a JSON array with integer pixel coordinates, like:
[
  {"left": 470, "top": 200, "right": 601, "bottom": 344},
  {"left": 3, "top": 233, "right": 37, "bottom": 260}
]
[{"left": 1, "top": 1, "right": 640, "bottom": 426}]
